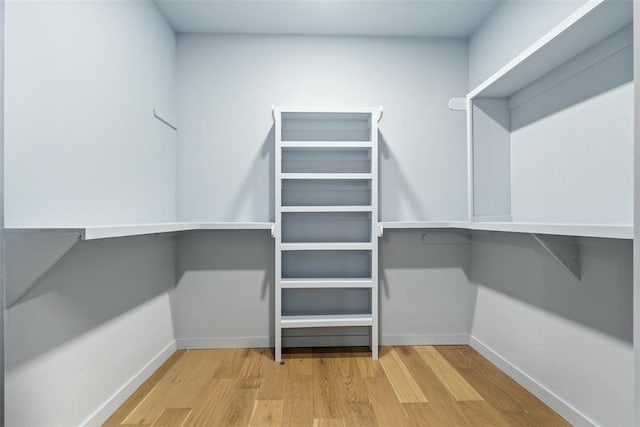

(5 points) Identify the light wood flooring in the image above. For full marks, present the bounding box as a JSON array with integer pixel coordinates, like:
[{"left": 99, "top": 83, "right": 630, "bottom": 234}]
[{"left": 104, "top": 346, "right": 569, "bottom": 427}]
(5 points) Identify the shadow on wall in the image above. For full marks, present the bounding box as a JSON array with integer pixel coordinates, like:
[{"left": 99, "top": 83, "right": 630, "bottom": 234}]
[
  {"left": 226, "top": 126, "right": 275, "bottom": 222},
  {"left": 471, "top": 232, "right": 633, "bottom": 343},
  {"left": 378, "top": 131, "right": 428, "bottom": 221},
  {"left": 174, "top": 230, "right": 275, "bottom": 339},
  {"left": 6, "top": 234, "right": 176, "bottom": 370}
]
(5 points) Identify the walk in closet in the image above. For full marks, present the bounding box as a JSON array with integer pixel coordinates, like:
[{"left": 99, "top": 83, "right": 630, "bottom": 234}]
[{"left": 1, "top": 0, "right": 638, "bottom": 425}]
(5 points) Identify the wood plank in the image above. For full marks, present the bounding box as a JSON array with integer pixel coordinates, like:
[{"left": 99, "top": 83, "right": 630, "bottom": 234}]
[
  {"left": 312, "top": 356, "right": 344, "bottom": 419},
  {"left": 378, "top": 347, "right": 428, "bottom": 403},
  {"left": 454, "top": 347, "right": 569, "bottom": 426},
  {"left": 183, "top": 379, "right": 236, "bottom": 426},
  {"left": 215, "top": 388, "right": 258, "bottom": 426},
  {"left": 457, "top": 401, "right": 513, "bottom": 427},
  {"left": 394, "top": 346, "right": 471, "bottom": 426},
  {"left": 434, "top": 345, "right": 476, "bottom": 370},
  {"left": 151, "top": 408, "right": 193, "bottom": 427},
  {"left": 415, "top": 346, "right": 483, "bottom": 401},
  {"left": 284, "top": 348, "right": 313, "bottom": 376},
  {"left": 403, "top": 403, "right": 445, "bottom": 427},
  {"left": 342, "top": 403, "right": 379, "bottom": 427},
  {"left": 256, "top": 359, "right": 289, "bottom": 400},
  {"left": 327, "top": 356, "right": 369, "bottom": 403},
  {"left": 312, "top": 418, "right": 347, "bottom": 427},
  {"left": 123, "top": 350, "right": 212, "bottom": 424},
  {"left": 282, "top": 375, "right": 314, "bottom": 427},
  {"left": 102, "top": 350, "right": 186, "bottom": 426},
  {"left": 248, "top": 400, "right": 284, "bottom": 426},
  {"left": 363, "top": 376, "right": 411, "bottom": 426}
]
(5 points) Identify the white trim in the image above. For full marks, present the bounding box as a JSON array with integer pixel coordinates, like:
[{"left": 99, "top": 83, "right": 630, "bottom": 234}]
[
  {"left": 469, "top": 336, "right": 597, "bottom": 427},
  {"left": 79, "top": 340, "right": 177, "bottom": 427},
  {"left": 381, "top": 333, "right": 469, "bottom": 346}
]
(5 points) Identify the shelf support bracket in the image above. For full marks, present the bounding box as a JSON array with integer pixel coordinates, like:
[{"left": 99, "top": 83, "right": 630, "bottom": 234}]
[
  {"left": 530, "top": 233, "right": 581, "bottom": 280},
  {"left": 448, "top": 97, "right": 467, "bottom": 111},
  {"left": 153, "top": 109, "right": 177, "bottom": 131},
  {"left": 377, "top": 106, "right": 384, "bottom": 123},
  {"left": 6, "top": 230, "right": 82, "bottom": 307},
  {"left": 271, "top": 224, "right": 276, "bottom": 239},
  {"left": 377, "top": 223, "right": 384, "bottom": 238}
]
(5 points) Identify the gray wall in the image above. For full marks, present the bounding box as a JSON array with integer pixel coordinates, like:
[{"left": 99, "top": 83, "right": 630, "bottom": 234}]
[
  {"left": 176, "top": 34, "right": 469, "bottom": 222},
  {"left": 5, "top": 0, "right": 177, "bottom": 227},
  {"left": 470, "top": 233, "right": 633, "bottom": 425},
  {"left": 468, "top": 0, "right": 588, "bottom": 89},
  {"left": 174, "top": 229, "right": 474, "bottom": 347},
  {"left": 4, "top": 1, "right": 178, "bottom": 425},
  {"left": 6, "top": 235, "right": 177, "bottom": 426}
]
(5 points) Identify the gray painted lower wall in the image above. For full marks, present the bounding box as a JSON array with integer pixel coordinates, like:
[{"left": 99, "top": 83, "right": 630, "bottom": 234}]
[
  {"left": 174, "top": 229, "right": 475, "bottom": 347},
  {"left": 5, "top": 235, "right": 177, "bottom": 427},
  {"left": 470, "top": 232, "right": 633, "bottom": 426}
]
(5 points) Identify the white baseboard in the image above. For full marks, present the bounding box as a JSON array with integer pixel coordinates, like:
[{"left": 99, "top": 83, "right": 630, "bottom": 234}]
[
  {"left": 80, "top": 339, "right": 178, "bottom": 427},
  {"left": 469, "top": 335, "right": 597, "bottom": 427},
  {"left": 381, "top": 333, "right": 469, "bottom": 345},
  {"left": 178, "top": 333, "right": 469, "bottom": 349}
]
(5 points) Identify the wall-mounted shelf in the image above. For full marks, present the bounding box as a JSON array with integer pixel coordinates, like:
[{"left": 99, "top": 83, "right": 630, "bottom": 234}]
[
  {"left": 7, "top": 221, "right": 276, "bottom": 240},
  {"left": 468, "top": 0, "right": 632, "bottom": 99},
  {"left": 281, "top": 173, "right": 372, "bottom": 180},
  {"left": 378, "top": 221, "right": 632, "bottom": 239}
]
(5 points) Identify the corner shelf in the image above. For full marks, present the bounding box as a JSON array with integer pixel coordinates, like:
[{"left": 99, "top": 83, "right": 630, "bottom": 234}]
[{"left": 378, "top": 221, "right": 632, "bottom": 239}]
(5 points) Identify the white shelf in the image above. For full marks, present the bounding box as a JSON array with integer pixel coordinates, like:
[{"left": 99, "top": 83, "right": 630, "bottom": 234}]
[
  {"left": 282, "top": 205, "right": 372, "bottom": 213},
  {"left": 466, "top": 222, "right": 633, "bottom": 240},
  {"left": 280, "top": 314, "right": 373, "bottom": 329},
  {"left": 378, "top": 221, "right": 633, "bottom": 239},
  {"left": 7, "top": 222, "right": 276, "bottom": 240},
  {"left": 281, "top": 173, "right": 372, "bottom": 180},
  {"left": 199, "top": 222, "right": 274, "bottom": 230},
  {"left": 281, "top": 278, "right": 373, "bottom": 289},
  {"left": 281, "top": 141, "right": 372, "bottom": 148},
  {"left": 281, "top": 242, "right": 374, "bottom": 251},
  {"left": 379, "top": 221, "right": 457, "bottom": 229},
  {"left": 468, "top": 0, "right": 632, "bottom": 99}
]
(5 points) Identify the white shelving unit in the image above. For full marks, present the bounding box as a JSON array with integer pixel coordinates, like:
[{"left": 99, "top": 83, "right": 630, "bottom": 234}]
[{"left": 273, "top": 106, "right": 381, "bottom": 362}]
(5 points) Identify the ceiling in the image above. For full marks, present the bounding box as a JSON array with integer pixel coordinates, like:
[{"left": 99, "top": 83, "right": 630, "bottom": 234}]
[{"left": 155, "top": 0, "right": 500, "bottom": 37}]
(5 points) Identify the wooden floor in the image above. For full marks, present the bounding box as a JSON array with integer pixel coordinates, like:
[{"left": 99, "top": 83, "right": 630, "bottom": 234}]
[{"left": 104, "top": 346, "right": 568, "bottom": 427}]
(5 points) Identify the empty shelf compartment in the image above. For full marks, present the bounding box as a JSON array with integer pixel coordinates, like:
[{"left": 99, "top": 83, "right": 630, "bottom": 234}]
[
  {"left": 282, "top": 250, "right": 371, "bottom": 279},
  {"left": 281, "top": 112, "right": 373, "bottom": 142},
  {"left": 282, "top": 147, "right": 371, "bottom": 174},
  {"left": 280, "top": 314, "right": 373, "bottom": 328},
  {"left": 282, "top": 179, "right": 371, "bottom": 207},
  {"left": 281, "top": 212, "right": 372, "bottom": 243}
]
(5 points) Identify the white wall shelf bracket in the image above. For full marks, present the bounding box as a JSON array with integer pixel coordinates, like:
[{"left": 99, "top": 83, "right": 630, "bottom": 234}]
[
  {"left": 377, "top": 106, "right": 384, "bottom": 123},
  {"left": 448, "top": 97, "right": 467, "bottom": 111},
  {"left": 378, "top": 223, "right": 384, "bottom": 237},
  {"left": 531, "top": 233, "right": 581, "bottom": 280},
  {"left": 6, "top": 230, "right": 82, "bottom": 307}
]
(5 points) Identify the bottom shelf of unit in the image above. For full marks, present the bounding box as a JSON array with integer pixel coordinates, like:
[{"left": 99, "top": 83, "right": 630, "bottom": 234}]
[{"left": 280, "top": 314, "right": 373, "bottom": 328}]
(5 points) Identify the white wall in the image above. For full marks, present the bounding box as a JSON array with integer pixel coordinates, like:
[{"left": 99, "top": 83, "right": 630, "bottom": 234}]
[
  {"left": 176, "top": 34, "right": 469, "bottom": 222},
  {"left": 4, "top": 2, "right": 179, "bottom": 426},
  {"left": 470, "top": 232, "right": 633, "bottom": 426},
  {"left": 5, "top": 0, "right": 177, "bottom": 227},
  {"left": 468, "top": 0, "right": 587, "bottom": 89},
  {"left": 174, "top": 229, "right": 474, "bottom": 347}
]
